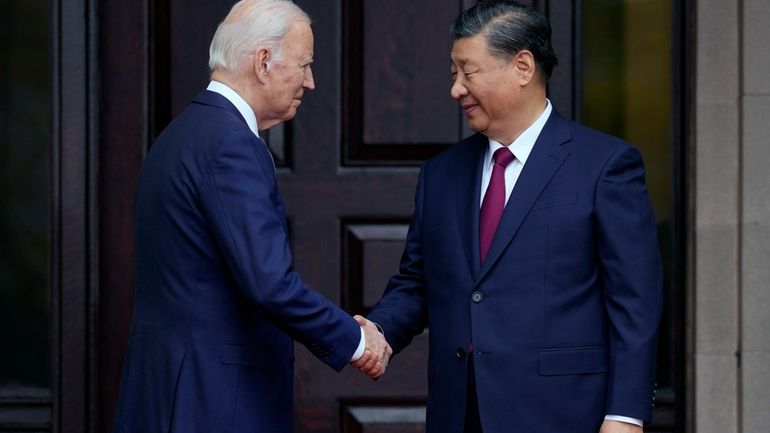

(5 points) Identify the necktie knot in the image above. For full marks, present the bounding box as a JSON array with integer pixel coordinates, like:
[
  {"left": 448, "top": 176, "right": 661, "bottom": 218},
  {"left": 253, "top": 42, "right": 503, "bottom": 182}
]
[{"left": 493, "top": 147, "right": 515, "bottom": 168}]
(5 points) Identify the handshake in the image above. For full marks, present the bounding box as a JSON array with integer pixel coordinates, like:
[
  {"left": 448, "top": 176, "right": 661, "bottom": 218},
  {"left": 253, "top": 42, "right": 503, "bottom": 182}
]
[{"left": 350, "top": 315, "right": 393, "bottom": 378}]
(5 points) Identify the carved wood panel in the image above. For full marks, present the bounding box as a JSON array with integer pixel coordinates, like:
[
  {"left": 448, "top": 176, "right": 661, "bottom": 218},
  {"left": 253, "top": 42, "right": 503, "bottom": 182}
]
[{"left": 342, "top": 0, "right": 467, "bottom": 165}]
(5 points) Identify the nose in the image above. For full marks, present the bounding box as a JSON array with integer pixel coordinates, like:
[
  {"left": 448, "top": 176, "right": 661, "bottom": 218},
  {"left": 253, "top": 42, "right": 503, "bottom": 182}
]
[
  {"left": 450, "top": 77, "right": 466, "bottom": 100},
  {"left": 304, "top": 66, "right": 315, "bottom": 91}
]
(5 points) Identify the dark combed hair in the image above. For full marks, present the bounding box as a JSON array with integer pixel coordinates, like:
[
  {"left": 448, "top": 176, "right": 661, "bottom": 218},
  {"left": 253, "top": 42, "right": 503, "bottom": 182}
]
[{"left": 450, "top": 0, "right": 559, "bottom": 82}]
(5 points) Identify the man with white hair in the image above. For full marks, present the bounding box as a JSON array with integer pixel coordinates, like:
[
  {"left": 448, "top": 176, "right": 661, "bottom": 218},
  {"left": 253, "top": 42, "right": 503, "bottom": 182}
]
[{"left": 112, "top": 1, "right": 390, "bottom": 432}]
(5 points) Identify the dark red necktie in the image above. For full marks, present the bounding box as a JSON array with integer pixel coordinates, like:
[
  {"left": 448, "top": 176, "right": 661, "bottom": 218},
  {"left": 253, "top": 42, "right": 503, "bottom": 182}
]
[{"left": 479, "top": 147, "right": 515, "bottom": 263}]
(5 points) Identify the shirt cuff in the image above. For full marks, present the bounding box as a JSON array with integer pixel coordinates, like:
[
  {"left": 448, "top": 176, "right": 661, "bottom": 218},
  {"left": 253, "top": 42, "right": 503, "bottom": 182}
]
[
  {"left": 350, "top": 326, "right": 366, "bottom": 362},
  {"left": 604, "top": 415, "right": 643, "bottom": 427}
]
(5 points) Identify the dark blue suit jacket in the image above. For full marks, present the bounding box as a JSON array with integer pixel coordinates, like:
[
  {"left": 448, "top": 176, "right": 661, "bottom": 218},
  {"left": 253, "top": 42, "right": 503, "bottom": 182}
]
[
  {"left": 113, "top": 90, "right": 360, "bottom": 433},
  {"left": 368, "top": 110, "right": 663, "bottom": 433}
]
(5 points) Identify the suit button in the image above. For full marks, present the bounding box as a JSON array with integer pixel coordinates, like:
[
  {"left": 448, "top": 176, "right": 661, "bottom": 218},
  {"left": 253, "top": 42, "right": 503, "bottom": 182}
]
[
  {"left": 456, "top": 347, "right": 466, "bottom": 359},
  {"left": 471, "top": 291, "right": 483, "bottom": 303}
]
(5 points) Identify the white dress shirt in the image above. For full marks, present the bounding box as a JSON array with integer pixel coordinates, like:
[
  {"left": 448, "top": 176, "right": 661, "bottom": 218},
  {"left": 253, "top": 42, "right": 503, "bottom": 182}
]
[
  {"left": 206, "top": 81, "right": 367, "bottom": 362},
  {"left": 479, "top": 100, "right": 552, "bottom": 207},
  {"left": 477, "top": 98, "right": 643, "bottom": 428}
]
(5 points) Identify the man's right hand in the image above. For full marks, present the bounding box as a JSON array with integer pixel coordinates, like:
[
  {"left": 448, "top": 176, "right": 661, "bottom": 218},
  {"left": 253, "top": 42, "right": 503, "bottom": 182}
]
[{"left": 350, "top": 315, "right": 392, "bottom": 378}]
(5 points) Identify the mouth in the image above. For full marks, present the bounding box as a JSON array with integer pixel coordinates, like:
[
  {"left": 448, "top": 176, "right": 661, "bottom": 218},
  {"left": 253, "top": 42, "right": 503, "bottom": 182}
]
[{"left": 462, "top": 104, "right": 478, "bottom": 115}]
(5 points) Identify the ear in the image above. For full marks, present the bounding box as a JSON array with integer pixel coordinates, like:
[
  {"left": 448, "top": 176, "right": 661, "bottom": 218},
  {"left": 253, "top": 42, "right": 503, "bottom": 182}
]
[
  {"left": 513, "top": 50, "right": 537, "bottom": 86},
  {"left": 253, "top": 46, "right": 272, "bottom": 84}
]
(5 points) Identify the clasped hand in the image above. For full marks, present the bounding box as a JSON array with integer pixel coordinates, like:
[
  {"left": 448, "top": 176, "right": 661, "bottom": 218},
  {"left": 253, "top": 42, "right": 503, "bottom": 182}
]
[{"left": 350, "top": 315, "right": 392, "bottom": 378}]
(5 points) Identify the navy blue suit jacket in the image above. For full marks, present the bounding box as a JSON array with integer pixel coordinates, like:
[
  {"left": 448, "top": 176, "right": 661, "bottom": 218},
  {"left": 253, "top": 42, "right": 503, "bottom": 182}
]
[
  {"left": 368, "top": 109, "right": 663, "bottom": 433},
  {"left": 113, "top": 90, "right": 360, "bottom": 433}
]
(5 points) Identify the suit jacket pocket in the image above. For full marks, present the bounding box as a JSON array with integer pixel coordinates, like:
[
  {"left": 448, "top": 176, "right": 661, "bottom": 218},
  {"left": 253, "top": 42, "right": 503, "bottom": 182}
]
[
  {"left": 538, "top": 345, "right": 608, "bottom": 376},
  {"left": 221, "top": 342, "right": 282, "bottom": 370},
  {"left": 532, "top": 192, "right": 578, "bottom": 210}
]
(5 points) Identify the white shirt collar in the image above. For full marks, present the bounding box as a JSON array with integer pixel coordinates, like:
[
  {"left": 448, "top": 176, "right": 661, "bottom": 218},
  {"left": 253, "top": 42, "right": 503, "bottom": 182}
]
[
  {"left": 206, "top": 80, "right": 260, "bottom": 138},
  {"left": 487, "top": 99, "right": 552, "bottom": 164}
]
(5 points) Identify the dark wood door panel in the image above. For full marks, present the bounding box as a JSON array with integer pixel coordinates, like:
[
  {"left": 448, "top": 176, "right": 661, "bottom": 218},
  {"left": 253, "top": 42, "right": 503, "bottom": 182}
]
[
  {"left": 342, "top": 223, "right": 409, "bottom": 314},
  {"left": 341, "top": 0, "right": 464, "bottom": 165},
  {"left": 342, "top": 405, "right": 426, "bottom": 433},
  {"left": 294, "top": 333, "right": 429, "bottom": 433}
]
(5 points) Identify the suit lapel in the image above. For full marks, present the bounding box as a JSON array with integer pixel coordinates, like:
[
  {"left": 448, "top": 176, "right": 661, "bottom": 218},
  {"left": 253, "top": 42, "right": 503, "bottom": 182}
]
[
  {"left": 455, "top": 134, "right": 487, "bottom": 279},
  {"left": 477, "top": 111, "right": 572, "bottom": 282}
]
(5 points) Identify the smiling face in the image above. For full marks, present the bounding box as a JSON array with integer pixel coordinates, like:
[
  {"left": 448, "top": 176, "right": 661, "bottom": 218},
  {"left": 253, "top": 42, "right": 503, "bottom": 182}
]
[
  {"left": 450, "top": 34, "right": 526, "bottom": 143},
  {"left": 261, "top": 21, "right": 315, "bottom": 128}
]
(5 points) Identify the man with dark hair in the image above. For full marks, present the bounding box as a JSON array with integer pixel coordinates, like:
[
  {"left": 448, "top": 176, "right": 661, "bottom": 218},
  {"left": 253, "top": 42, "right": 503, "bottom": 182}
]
[{"left": 356, "top": 1, "right": 663, "bottom": 432}]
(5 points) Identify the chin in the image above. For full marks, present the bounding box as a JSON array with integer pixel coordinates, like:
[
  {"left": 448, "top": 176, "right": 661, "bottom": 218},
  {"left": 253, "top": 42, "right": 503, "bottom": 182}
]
[
  {"left": 468, "top": 121, "right": 488, "bottom": 134},
  {"left": 282, "top": 110, "right": 298, "bottom": 122}
]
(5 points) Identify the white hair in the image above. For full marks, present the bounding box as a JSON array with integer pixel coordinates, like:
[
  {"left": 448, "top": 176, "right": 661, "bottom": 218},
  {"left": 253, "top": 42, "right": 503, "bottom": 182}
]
[{"left": 208, "top": 0, "right": 310, "bottom": 72}]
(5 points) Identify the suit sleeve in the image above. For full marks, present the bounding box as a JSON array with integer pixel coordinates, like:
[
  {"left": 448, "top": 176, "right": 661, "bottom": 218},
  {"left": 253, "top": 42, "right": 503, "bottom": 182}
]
[
  {"left": 594, "top": 145, "right": 663, "bottom": 421},
  {"left": 199, "top": 130, "right": 359, "bottom": 371},
  {"left": 367, "top": 164, "right": 429, "bottom": 354}
]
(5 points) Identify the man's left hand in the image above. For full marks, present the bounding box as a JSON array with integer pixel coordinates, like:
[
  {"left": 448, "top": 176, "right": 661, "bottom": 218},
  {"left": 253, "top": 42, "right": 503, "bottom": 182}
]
[{"left": 599, "top": 420, "right": 642, "bottom": 433}]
